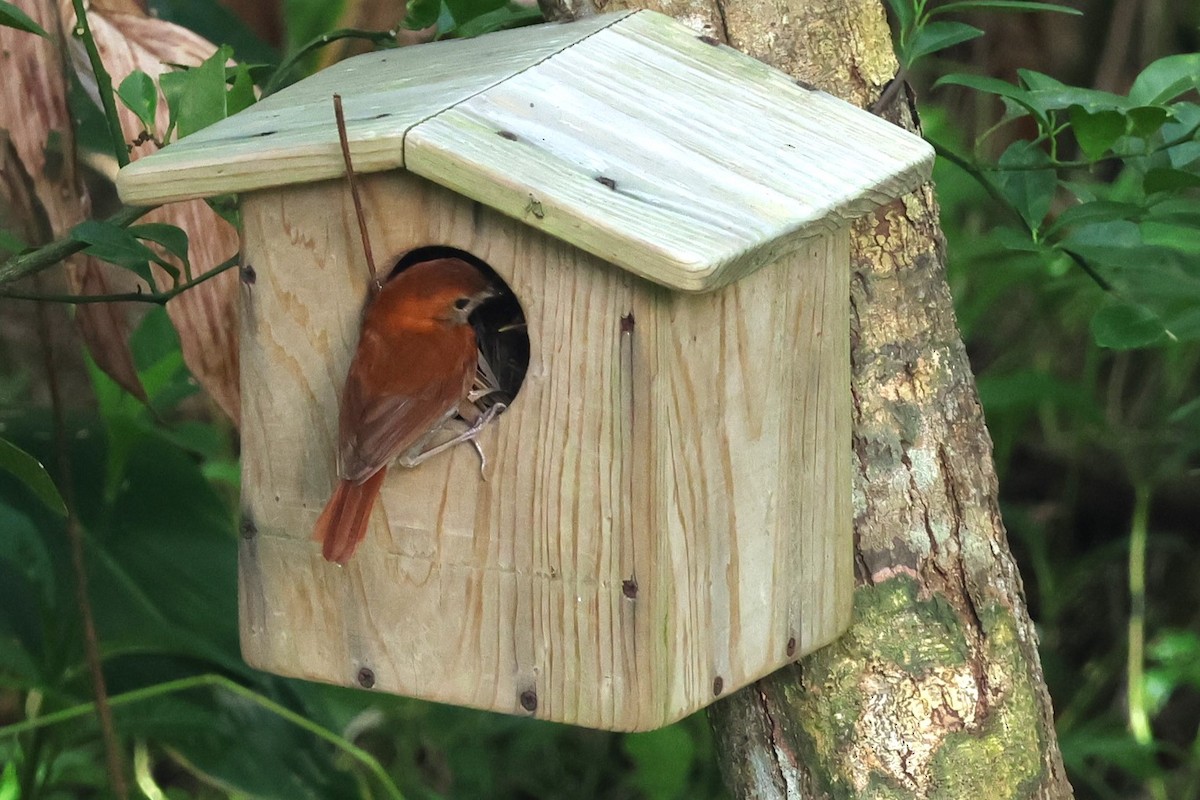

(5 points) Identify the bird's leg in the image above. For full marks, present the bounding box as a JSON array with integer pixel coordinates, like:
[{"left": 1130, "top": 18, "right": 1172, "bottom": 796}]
[{"left": 397, "top": 403, "right": 506, "bottom": 476}]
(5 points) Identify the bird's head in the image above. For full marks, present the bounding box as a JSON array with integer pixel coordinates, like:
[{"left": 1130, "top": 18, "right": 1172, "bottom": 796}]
[{"left": 375, "top": 257, "right": 497, "bottom": 328}]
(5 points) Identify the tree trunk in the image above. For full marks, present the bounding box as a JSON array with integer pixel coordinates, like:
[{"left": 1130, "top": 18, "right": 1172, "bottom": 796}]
[{"left": 587, "top": 0, "right": 1074, "bottom": 795}]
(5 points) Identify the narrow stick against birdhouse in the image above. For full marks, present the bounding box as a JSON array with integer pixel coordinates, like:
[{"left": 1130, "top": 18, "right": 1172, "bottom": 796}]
[{"left": 332, "top": 93, "right": 380, "bottom": 294}]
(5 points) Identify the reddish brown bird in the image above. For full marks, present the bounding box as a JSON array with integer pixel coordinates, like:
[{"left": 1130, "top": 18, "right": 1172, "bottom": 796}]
[{"left": 313, "top": 258, "right": 496, "bottom": 564}]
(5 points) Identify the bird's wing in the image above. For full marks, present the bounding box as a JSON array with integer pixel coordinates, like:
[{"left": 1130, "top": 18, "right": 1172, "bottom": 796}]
[{"left": 336, "top": 330, "right": 476, "bottom": 483}]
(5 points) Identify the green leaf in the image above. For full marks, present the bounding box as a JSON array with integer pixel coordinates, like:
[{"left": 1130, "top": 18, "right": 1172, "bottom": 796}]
[
  {"left": 1146, "top": 197, "right": 1200, "bottom": 224},
  {"left": 0, "top": 760, "right": 18, "bottom": 800},
  {"left": 1016, "top": 68, "right": 1065, "bottom": 92},
  {"left": 1031, "top": 86, "right": 1127, "bottom": 113},
  {"left": 1142, "top": 220, "right": 1200, "bottom": 255},
  {"left": 1058, "top": 220, "right": 1142, "bottom": 265},
  {"left": 883, "top": 0, "right": 916, "bottom": 36},
  {"left": 0, "top": 437, "right": 66, "bottom": 516},
  {"left": 1045, "top": 200, "right": 1144, "bottom": 235},
  {"left": 996, "top": 140, "right": 1056, "bottom": 232},
  {"left": 226, "top": 63, "right": 257, "bottom": 116},
  {"left": 1144, "top": 167, "right": 1200, "bottom": 195},
  {"left": 451, "top": 4, "right": 543, "bottom": 38},
  {"left": 1129, "top": 53, "right": 1200, "bottom": 106},
  {"left": 129, "top": 223, "right": 190, "bottom": 275},
  {"left": 1090, "top": 302, "right": 1168, "bottom": 349},
  {"left": 403, "top": 0, "right": 440, "bottom": 30},
  {"left": 904, "top": 21, "right": 983, "bottom": 66},
  {"left": 1126, "top": 105, "right": 1171, "bottom": 138},
  {"left": 935, "top": 73, "right": 1045, "bottom": 124},
  {"left": 0, "top": 502, "right": 56, "bottom": 607},
  {"left": 160, "top": 45, "right": 236, "bottom": 139},
  {"left": 0, "top": 1, "right": 49, "bottom": 38},
  {"left": 0, "top": 227, "right": 26, "bottom": 255},
  {"left": 70, "top": 219, "right": 160, "bottom": 285},
  {"left": 991, "top": 226, "right": 1045, "bottom": 252},
  {"left": 1069, "top": 106, "right": 1126, "bottom": 160},
  {"left": 930, "top": 0, "right": 1081, "bottom": 15},
  {"left": 117, "top": 70, "right": 158, "bottom": 133}
]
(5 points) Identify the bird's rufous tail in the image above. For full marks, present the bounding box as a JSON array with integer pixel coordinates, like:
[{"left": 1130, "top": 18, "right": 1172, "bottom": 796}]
[{"left": 313, "top": 469, "right": 387, "bottom": 564}]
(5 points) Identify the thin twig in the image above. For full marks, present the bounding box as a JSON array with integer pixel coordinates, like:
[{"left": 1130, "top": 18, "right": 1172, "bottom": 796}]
[
  {"left": 334, "top": 94, "right": 381, "bottom": 293},
  {"left": 70, "top": 0, "right": 128, "bottom": 168},
  {"left": 0, "top": 674, "right": 404, "bottom": 800},
  {"left": 1126, "top": 483, "right": 1168, "bottom": 800},
  {"left": 33, "top": 278, "right": 128, "bottom": 800},
  {"left": 2, "top": 253, "right": 240, "bottom": 305},
  {"left": 870, "top": 67, "right": 909, "bottom": 116},
  {"left": 0, "top": 205, "right": 151, "bottom": 287}
]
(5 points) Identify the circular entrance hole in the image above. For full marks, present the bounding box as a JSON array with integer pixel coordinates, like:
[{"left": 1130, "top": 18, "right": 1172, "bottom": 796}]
[{"left": 388, "top": 246, "right": 529, "bottom": 417}]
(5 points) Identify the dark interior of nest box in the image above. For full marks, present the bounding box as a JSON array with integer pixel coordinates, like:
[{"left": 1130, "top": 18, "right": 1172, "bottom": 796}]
[{"left": 389, "top": 246, "right": 529, "bottom": 417}]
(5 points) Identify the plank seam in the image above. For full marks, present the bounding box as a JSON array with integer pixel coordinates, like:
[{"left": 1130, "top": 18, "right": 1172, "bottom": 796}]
[{"left": 399, "top": 11, "right": 638, "bottom": 160}]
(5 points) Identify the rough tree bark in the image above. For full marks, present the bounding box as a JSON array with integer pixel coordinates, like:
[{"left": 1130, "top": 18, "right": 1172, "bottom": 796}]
[{"left": 549, "top": 0, "right": 1073, "bottom": 796}]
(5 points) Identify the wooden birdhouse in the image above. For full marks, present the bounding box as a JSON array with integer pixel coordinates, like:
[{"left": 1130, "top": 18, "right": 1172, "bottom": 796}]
[{"left": 117, "top": 10, "right": 933, "bottom": 731}]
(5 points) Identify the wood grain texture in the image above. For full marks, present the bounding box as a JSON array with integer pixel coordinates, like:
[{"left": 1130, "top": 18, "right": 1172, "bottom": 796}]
[
  {"left": 116, "top": 10, "right": 931, "bottom": 291},
  {"left": 115, "top": 12, "right": 629, "bottom": 205},
  {"left": 238, "top": 170, "right": 851, "bottom": 730},
  {"left": 408, "top": 10, "right": 932, "bottom": 291}
]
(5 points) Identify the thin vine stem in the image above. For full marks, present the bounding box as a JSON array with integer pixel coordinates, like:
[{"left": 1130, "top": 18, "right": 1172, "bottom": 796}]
[
  {"left": 1126, "top": 482, "right": 1167, "bottom": 800},
  {"left": 1, "top": 253, "right": 240, "bottom": 305},
  {"left": 0, "top": 674, "right": 404, "bottom": 800},
  {"left": 933, "top": 142, "right": 1115, "bottom": 291},
  {"left": 70, "top": 0, "right": 128, "bottom": 168},
  {"left": 262, "top": 28, "right": 399, "bottom": 97},
  {"left": 34, "top": 276, "right": 128, "bottom": 800}
]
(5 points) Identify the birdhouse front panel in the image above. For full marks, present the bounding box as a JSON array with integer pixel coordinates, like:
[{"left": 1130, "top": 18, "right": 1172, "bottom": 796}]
[
  {"left": 115, "top": 9, "right": 933, "bottom": 731},
  {"left": 236, "top": 170, "right": 851, "bottom": 731}
]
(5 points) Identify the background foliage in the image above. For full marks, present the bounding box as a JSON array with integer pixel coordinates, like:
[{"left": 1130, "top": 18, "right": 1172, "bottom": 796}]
[{"left": 0, "top": 0, "right": 1198, "bottom": 797}]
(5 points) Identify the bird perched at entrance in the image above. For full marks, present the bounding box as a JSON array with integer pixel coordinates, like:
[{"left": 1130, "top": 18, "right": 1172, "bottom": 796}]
[{"left": 313, "top": 258, "right": 498, "bottom": 564}]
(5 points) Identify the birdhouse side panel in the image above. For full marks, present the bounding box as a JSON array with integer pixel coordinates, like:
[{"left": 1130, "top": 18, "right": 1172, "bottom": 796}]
[
  {"left": 650, "top": 232, "right": 853, "bottom": 715},
  {"left": 238, "top": 172, "right": 675, "bottom": 731}
]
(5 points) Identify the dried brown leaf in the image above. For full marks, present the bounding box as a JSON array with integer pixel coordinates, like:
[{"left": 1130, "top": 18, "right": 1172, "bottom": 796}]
[
  {"left": 63, "top": 0, "right": 241, "bottom": 423},
  {"left": 0, "top": 0, "right": 148, "bottom": 402}
]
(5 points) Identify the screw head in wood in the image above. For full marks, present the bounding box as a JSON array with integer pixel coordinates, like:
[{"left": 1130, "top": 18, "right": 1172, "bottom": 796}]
[
  {"left": 519, "top": 689, "right": 538, "bottom": 712},
  {"left": 357, "top": 667, "right": 376, "bottom": 689}
]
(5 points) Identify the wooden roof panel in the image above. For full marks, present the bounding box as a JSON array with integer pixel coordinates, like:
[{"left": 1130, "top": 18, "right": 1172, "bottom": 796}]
[
  {"left": 116, "top": 13, "right": 629, "bottom": 205},
  {"left": 115, "top": 11, "right": 933, "bottom": 289},
  {"left": 406, "top": 11, "right": 932, "bottom": 289}
]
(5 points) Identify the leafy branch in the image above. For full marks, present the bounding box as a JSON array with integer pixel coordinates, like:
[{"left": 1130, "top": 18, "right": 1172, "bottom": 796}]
[
  {"left": 885, "top": 0, "right": 1080, "bottom": 70},
  {"left": 0, "top": 205, "right": 151, "bottom": 286},
  {"left": 1, "top": 253, "right": 240, "bottom": 305},
  {"left": 930, "top": 54, "right": 1200, "bottom": 349}
]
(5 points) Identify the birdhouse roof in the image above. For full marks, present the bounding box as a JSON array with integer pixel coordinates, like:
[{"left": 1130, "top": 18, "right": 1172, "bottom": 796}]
[{"left": 117, "top": 11, "right": 933, "bottom": 291}]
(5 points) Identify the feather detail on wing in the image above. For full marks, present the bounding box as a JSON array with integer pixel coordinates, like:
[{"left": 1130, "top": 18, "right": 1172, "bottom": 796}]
[{"left": 336, "top": 325, "right": 478, "bottom": 483}]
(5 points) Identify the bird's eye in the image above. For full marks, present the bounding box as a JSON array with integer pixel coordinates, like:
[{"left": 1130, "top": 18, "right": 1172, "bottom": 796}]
[{"left": 453, "top": 297, "right": 471, "bottom": 311}]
